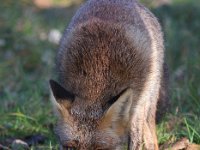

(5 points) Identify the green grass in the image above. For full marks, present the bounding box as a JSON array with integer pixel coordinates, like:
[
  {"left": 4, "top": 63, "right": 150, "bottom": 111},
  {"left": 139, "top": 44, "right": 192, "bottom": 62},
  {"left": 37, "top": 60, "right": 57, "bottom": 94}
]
[
  {"left": 153, "top": 0, "right": 200, "bottom": 145},
  {"left": 0, "top": 0, "right": 59, "bottom": 148},
  {"left": 0, "top": 0, "right": 199, "bottom": 149}
]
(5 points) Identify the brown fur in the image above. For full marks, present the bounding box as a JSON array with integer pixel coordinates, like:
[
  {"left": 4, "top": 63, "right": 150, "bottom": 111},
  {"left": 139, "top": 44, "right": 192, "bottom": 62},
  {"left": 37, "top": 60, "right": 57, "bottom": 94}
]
[{"left": 50, "top": 0, "right": 168, "bottom": 149}]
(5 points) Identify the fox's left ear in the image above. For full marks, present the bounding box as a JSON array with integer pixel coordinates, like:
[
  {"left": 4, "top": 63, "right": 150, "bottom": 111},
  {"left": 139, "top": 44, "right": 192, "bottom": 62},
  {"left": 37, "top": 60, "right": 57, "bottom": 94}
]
[
  {"left": 100, "top": 89, "right": 134, "bottom": 130},
  {"left": 49, "top": 79, "right": 74, "bottom": 117}
]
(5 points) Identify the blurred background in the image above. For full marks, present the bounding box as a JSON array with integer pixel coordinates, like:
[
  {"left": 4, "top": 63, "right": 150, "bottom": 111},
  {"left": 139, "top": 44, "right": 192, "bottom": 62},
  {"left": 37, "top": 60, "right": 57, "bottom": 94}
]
[{"left": 0, "top": 0, "right": 199, "bottom": 149}]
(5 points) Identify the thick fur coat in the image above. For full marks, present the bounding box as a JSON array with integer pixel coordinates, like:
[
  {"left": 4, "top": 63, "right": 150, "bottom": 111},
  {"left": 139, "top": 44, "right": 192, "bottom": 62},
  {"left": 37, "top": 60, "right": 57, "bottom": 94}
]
[{"left": 50, "top": 0, "right": 168, "bottom": 149}]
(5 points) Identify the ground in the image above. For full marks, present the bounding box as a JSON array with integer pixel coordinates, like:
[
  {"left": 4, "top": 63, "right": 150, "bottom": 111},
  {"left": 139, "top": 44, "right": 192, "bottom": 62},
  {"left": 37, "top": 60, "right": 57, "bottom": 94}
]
[{"left": 0, "top": 0, "right": 199, "bottom": 149}]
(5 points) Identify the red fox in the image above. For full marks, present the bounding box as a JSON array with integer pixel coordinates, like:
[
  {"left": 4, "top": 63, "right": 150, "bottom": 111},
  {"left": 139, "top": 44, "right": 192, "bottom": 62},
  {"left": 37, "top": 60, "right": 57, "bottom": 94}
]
[{"left": 49, "top": 0, "right": 168, "bottom": 149}]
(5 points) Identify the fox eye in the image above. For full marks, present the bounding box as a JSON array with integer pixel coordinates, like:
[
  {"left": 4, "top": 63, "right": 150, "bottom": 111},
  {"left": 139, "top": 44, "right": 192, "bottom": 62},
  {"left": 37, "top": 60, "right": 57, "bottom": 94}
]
[
  {"left": 62, "top": 141, "right": 77, "bottom": 150},
  {"left": 63, "top": 146, "right": 76, "bottom": 150}
]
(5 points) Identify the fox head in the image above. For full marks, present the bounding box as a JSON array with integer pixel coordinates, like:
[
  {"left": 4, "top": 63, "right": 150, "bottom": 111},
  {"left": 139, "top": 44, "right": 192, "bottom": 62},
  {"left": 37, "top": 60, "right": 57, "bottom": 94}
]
[{"left": 50, "top": 80, "right": 134, "bottom": 150}]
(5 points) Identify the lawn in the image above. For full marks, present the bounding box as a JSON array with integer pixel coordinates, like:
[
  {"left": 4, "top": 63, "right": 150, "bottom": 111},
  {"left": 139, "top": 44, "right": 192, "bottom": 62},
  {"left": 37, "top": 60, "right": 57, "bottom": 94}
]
[{"left": 0, "top": 0, "right": 199, "bottom": 149}]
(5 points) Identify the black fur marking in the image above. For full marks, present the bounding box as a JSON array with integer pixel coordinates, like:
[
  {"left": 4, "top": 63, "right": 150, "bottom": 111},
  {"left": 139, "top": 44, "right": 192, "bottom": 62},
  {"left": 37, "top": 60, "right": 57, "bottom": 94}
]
[
  {"left": 49, "top": 79, "right": 75, "bottom": 101},
  {"left": 103, "top": 88, "right": 127, "bottom": 112},
  {"left": 127, "top": 134, "right": 131, "bottom": 150}
]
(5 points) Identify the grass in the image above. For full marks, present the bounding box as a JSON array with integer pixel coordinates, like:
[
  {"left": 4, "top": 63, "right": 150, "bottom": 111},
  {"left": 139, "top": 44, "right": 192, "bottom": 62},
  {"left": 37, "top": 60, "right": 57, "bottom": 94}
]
[
  {"left": 0, "top": 0, "right": 59, "bottom": 148},
  {"left": 0, "top": 0, "right": 199, "bottom": 149},
  {"left": 153, "top": 0, "right": 200, "bottom": 145}
]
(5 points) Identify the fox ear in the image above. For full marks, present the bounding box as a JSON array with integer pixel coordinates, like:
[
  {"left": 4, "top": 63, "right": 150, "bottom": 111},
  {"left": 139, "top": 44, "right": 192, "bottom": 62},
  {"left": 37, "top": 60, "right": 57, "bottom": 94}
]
[
  {"left": 49, "top": 79, "right": 74, "bottom": 117},
  {"left": 100, "top": 89, "right": 134, "bottom": 129},
  {"left": 49, "top": 80, "right": 74, "bottom": 102}
]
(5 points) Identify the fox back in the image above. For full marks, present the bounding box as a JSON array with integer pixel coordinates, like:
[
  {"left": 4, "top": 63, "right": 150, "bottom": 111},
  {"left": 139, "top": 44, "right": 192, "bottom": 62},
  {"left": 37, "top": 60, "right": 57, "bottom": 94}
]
[{"left": 50, "top": 0, "right": 166, "bottom": 149}]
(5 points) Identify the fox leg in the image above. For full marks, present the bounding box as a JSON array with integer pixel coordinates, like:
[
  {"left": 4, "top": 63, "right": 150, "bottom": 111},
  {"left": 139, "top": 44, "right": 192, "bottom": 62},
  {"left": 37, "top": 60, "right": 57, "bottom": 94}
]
[
  {"left": 129, "top": 107, "right": 146, "bottom": 150},
  {"left": 143, "top": 105, "right": 159, "bottom": 150},
  {"left": 129, "top": 100, "right": 158, "bottom": 150},
  {"left": 129, "top": 123, "right": 142, "bottom": 150}
]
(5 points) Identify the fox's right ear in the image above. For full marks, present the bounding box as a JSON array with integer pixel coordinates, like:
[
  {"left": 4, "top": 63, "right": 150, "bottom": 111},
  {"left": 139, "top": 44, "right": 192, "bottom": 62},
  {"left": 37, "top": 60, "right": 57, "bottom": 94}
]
[
  {"left": 49, "top": 80, "right": 74, "bottom": 117},
  {"left": 99, "top": 88, "right": 134, "bottom": 131}
]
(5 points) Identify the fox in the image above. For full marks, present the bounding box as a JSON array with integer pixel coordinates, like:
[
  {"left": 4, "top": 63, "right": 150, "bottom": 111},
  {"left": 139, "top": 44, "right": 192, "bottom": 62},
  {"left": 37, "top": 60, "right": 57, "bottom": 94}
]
[{"left": 49, "top": 0, "right": 168, "bottom": 149}]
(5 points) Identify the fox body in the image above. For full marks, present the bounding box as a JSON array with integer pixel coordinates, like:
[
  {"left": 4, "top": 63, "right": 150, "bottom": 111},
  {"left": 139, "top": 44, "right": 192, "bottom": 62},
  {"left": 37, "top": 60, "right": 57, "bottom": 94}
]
[{"left": 50, "top": 0, "right": 168, "bottom": 149}]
